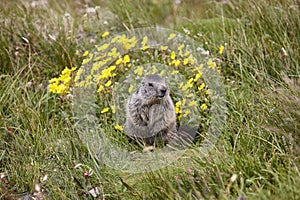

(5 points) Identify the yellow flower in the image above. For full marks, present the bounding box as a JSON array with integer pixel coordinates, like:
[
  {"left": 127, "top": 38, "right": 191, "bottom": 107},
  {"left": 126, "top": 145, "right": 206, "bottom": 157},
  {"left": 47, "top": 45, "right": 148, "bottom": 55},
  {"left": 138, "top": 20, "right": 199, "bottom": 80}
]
[
  {"left": 183, "top": 51, "right": 190, "bottom": 57},
  {"left": 101, "top": 107, "right": 110, "bottom": 113},
  {"left": 49, "top": 78, "right": 59, "bottom": 93},
  {"left": 111, "top": 105, "right": 116, "bottom": 113},
  {"left": 114, "top": 124, "right": 123, "bottom": 131},
  {"left": 194, "top": 72, "right": 203, "bottom": 82},
  {"left": 182, "top": 78, "right": 194, "bottom": 91},
  {"left": 183, "top": 54, "right": 196, "bottom": 65},
  {"left": 174, "top": 60, "right": 181, "bottom": 67},
  {"left": 178, "top": 115, "right": 182, "bottom": 120},
  {"left": 183, "top": 58, "right": 189, "bottom": 65},
  {"left": 175, "top": 101, "right": 182, "bottom": 114},
  {"left": 123, "top": 43, "right": 131, "bottom": 50},
  {"left": 123, "top": 36, "right": 137, "bottom": 50},
  {"left": 219, "top": 45, "right": 225, "bottom": 55},
  {"left": 152, "top": 65, "right": 157, "bottom": 74},
  {"left": 178, "top": 44, "right": 185, "bottom": 56},
  {"left": 183, "top": 109, "right": 191, "bottom": 117},
  {"left": 141, "top": 36, "right": 148, "bottom": 46},
  {"left": 108, "top": 65, "right": 116, "bottom": 71},
  {"left": 160, "top": 46, "right": 168, "bottom": 51},
  {"left": 179, "top": 82, "right": 183, "bottom": 89},
  {"left": 102, "top": 31, "right": 109, "bottom": 38},
  {"left": 207, "top": 59, "right": 216, "bottom": 69},
  {"left": 97, "top": 85, "right": 104, "bottom": 92},
  {"left": 128, "top": 84, "right": 133, "bottom": 93},
  {"left": 97, "top": 43, "right": 110, "bottom": 52},
  {"left": 75, "top": 81, "right": 85, "bottom": 87},
  {"left": 134, "top": 66, "right": 143, "bottom": 76},
  {"left": 82, "top": 53, "right": 93, "bottom": 65},
  {"left": 111, "top": 35, "right": 121, "bottom": 43},
  {"left": 84, "top": 75, "right": 92, "bottom": 87},
  {"left": 141, "top": 36, "right": 150, "bottom": 50},
  {"left": 123, "top": 55, "right": 130, "bottom": 65},
  {"left": 94, "top": 54, "right": 106, "bottom": 61},
  {"left": 178, "top": 44, "right": 185, "bottom": 51},
  {"left": 194, "top": 64, "right": 203, "bottom": 72},
  {"left": 188, "top": 101, "right": 198, "bottom": 107},
  {"left": 187, "top": 93, "right": 193, "bottom": 98},
  {"left": 116, "top": 57, "right": 123, "bottom": 65},
  {"left": 171, "top": 51, "right": 176, "bottom": 60},
  {"left": 105, "top": 80, "right": 112, "bottom": 87},
  {"left": 48, "top": 66, "right": 76, "bottom": 94},
  {"left": 159, "top": 71, "right": 165, "bottom": 76},
  {"left": 49, "top": 77, "right": 58, "bottom": 84},
  {"left": 82, "top": 50, "right": 89, "bottom": 57},
  {"left": 187, "top": 54, "right": 196, "bottom": 65},
  {"left": 171, "top": 70, "right": 179, "bottom": 75},
  {"left": 108, "top": 47, "right": 120, "bottom": 58},
  {"left": 168, "top": 33, "right": 176, "bottom": 40},
  {"left": 205, "top": 89, "right": 210, "bottom": 95},
  {"left": 200, "top": 103, "right": 208, "bottom": 110},
  {"left": 198, "top": 83, "right": 205, "bottom": 91},
  {"left": 56, "top": 84, "right": 67, "bottom": 94},
  {"left": 91, "top": 61, "right": 104, "bottom": 72},
  {"left": 99, "top": 67, "right": 116, "bottom": 80},
  {"left": 141, "top": 45, "right": 150, "bottom": 51}
]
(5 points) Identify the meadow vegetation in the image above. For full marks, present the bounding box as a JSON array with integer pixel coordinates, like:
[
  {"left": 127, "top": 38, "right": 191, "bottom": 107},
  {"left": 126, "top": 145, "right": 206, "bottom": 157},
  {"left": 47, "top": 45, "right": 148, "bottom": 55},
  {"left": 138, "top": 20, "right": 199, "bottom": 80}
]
[{"left": 0, "top": 0, "right": 299, "bottom": 199}]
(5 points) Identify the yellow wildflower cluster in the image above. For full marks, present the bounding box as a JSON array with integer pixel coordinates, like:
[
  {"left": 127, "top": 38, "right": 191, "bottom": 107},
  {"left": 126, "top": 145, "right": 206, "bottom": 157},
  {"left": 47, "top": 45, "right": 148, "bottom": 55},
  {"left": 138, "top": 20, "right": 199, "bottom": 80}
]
[
  {"left": 181, "top": 78, "right": 194, "bottom": 91},
  {"left": 110, "top": 34, "right": 137, "bottom": 51},
  {"left": 175, "top": 101, "right": 182, "bottom": 120},
  {"left": 102, "top": 31, "right": 109, "bottom": 38},
  {"left": 123, "top": 55, "right": 130, "bottom": 65},
  {"left": 178, "top": 44, "right": 185, "bottom": 57},
  {"left": 49, "top": 31, "right": 217, "bottom": 133},
  {"left": 207, "top": 59, "right": 216, "bottom": 69},
  {"left": 198, "top": 83, "right": 205, "bottom": 91},
  {"left": 160, "top": 46, "right": 168, "bottom": 51},
  {"left": 101, "top": 107, "right": 110, "bottom": 113},
  {"left": 151, "top": 65, "right": 157, "bottom": 74},
  {"left": 168, "top": 33, "right": 176, "bottom": 40},
  {"left": 219, "top": 45, "right": 225, "bottom": 55},
  {"left": 201, "top": 103, "right": 208, "bottom": 110},
  {"left": 107, "top": 47, "right": 120, "bottom": 58},
  {"left": 168, "top": 50, "right": 196, "bottom": 67},
  {"left": 134, "top": 66, "right": 144, "bottom": 76},
  {"left": 49, "top": 67, "right": 76, "bottom": 94},
  {"left": 98, "top": 65, "right": 117, "bottom": 80},
  {"left": 114, "top": 124, "right": 123, "bottom": 131},
  {"left": 141, "top": 36, "right": 150, "bottom": 51},
  {"left": 97, "top": 43, "right": 110, "bottom": 52}
]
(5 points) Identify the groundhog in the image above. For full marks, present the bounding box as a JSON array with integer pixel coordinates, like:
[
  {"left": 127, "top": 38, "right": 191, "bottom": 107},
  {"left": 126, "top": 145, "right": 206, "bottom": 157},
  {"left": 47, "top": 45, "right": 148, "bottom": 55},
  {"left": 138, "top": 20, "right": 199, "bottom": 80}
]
[{"left": 124, "top": 74, "right": 177, "bottom": 144}]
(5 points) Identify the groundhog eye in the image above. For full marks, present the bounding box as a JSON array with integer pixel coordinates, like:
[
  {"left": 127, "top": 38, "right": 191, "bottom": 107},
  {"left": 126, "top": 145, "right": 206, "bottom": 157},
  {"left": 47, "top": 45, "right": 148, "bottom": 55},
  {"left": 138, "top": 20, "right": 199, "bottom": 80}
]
[{"left": 148, "top": 83, "right": 153, "bottom": 87}]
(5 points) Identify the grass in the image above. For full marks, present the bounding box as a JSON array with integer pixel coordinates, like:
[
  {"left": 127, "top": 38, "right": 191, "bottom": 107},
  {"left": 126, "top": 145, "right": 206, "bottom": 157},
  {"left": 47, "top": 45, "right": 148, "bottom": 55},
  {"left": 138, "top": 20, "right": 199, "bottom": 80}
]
[{"left": 0, "top": 0, "right": 299, "bottom": 199}]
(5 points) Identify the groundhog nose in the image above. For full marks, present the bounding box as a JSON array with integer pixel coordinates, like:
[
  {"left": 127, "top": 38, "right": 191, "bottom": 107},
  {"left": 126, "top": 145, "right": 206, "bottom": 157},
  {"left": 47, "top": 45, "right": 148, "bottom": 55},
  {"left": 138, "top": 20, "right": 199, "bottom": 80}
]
[
  {"left": 158, "top": 88, "right": 167, "bottom": 98},
  {"left": 160, "top": 89, "right": 166, "bottom": 95}
]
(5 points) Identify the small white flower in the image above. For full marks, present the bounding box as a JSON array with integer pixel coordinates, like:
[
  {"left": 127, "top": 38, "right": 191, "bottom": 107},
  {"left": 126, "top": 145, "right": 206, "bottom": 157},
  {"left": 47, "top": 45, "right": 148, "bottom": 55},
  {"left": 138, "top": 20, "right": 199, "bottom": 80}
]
[{"left": 230, "top": 174, "right": 238, "bottom": 182}]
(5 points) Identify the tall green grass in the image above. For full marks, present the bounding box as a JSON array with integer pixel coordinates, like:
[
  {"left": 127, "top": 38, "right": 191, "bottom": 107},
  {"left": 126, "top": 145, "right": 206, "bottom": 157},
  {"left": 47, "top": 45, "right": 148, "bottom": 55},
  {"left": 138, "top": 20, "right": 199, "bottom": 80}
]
[{"left": 1, "top": 0, "right": 299, "bottom": 199}]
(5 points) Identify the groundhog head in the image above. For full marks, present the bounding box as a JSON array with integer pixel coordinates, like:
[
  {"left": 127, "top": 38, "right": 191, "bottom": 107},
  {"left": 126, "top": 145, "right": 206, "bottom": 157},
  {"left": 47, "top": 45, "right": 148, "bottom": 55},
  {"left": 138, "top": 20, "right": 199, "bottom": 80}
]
[{"left": 139, "top": 74, "right": 168, "bottom": 102}]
